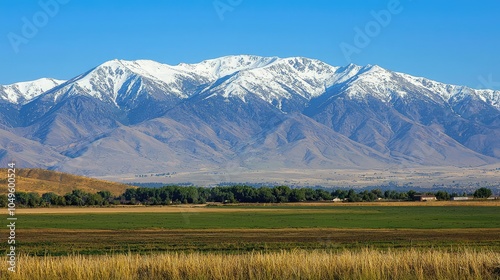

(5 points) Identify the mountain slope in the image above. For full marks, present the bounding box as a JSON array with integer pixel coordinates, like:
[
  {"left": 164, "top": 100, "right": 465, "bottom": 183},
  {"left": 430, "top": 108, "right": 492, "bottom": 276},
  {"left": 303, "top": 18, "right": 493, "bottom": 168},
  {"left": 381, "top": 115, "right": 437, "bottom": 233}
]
[
  {"left": 305, "top": 64, "right": 499, "bottom": 160},
  {"left": 0, "top": 128, "right": 64, "bottom": 167},
  {"left": 0, "top": 78, "right": 65, "bottom": 127}
]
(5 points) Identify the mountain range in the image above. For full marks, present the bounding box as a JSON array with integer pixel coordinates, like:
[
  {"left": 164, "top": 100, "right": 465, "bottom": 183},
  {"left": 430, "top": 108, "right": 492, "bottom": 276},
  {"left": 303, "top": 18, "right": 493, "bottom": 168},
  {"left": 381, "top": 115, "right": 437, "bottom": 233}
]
[{"left": 0, "top": 55, "right": 498, "bottom": 177}]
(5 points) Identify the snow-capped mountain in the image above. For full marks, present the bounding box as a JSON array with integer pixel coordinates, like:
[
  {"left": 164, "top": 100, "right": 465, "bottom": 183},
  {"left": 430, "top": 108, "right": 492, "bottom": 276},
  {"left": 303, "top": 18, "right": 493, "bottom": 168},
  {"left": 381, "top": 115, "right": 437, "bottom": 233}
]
[
  {"left": 335, "top": 64, "right": 500, "bottom": 109},
  {"left": 176, "top": 55, "right": 280, "bottom": 80},
  {"left": 43, "top": 59, "right": 207, "bottom": 105},
  {"left": 37, "top": 56, "right": 283, "bottom": 106},
  {"left": 13, "top": 55, "right": 498, "bottom": 111},
  {"left": 0, "top": 78, "right": 65, "bottom": 104},
  {"left": 31, "top": 56, "right": 337, "bottom": 112},
  {"left": 0, "top": 55, "right": 498, "bottom": 176},
  {"left": 197, "top": 57, "right": 339, "bottom": 109}
]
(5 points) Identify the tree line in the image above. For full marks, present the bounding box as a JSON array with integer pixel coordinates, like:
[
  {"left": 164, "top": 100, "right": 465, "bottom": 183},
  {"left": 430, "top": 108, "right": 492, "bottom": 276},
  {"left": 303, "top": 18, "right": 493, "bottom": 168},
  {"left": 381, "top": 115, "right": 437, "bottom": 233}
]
[{"left": 0, "top": 186, "right": 495, "bottom": 208}]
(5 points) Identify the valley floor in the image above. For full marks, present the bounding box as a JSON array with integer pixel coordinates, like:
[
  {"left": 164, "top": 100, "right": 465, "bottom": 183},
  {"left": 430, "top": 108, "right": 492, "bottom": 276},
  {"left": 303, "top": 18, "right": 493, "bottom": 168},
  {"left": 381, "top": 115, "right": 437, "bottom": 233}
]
[
  {"left": 2, "top": 203, "right": 499, "bottom": 279},
  {"left": 8, "top": 203, "right": 500, "bottom": 254},
  {"left": 107, "top": 164, "right": 500, "bottom": 189}
]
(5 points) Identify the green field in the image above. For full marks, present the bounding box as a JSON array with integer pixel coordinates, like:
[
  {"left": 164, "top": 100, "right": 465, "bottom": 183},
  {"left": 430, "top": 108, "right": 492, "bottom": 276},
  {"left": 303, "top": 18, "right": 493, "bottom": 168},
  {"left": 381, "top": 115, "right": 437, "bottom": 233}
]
[
  {"left": 4, "top": 205, "right": 498, "bottom": 255},
  {"left": 19, "top": 206, "right": 500, "bottom": 230}
]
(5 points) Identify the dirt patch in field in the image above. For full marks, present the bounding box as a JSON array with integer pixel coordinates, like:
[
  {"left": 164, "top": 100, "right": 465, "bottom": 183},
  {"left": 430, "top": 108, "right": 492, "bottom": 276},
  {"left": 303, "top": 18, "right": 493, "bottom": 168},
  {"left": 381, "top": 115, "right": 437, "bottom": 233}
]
[
  {"left": 17, "top": 228, "right": 500, "bottom": 255},
  {"left": 21, "top": 228, "right": 500, "bottom": 242}
]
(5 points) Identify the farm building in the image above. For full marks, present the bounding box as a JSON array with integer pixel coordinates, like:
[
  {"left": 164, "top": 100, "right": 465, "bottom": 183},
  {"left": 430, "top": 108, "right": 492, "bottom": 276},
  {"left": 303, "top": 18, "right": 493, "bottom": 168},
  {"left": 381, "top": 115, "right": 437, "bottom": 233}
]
[
  {"left": 451, "top": 196, "right": 473, "bottom": 201},
  {"left": 413, "top": 195, "right": 437, "bottom": 201}
]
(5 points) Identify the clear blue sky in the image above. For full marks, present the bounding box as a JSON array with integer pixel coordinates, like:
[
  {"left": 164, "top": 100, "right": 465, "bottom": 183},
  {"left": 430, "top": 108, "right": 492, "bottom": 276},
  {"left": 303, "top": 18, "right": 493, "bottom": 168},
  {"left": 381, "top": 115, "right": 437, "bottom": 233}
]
[{"left": 1, "top": 0, "right": 499, "bottom": 89}]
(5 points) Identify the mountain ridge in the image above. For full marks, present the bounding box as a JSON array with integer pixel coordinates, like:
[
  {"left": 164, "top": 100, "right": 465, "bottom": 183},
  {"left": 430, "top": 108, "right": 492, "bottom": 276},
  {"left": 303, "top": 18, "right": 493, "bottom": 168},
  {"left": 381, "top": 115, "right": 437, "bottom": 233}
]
[
  {"left": 3, "top": 55, "right": 499, "bottom": 109},
  {"left": 0, "top": 55, "right": 498, "bottom": 176}
]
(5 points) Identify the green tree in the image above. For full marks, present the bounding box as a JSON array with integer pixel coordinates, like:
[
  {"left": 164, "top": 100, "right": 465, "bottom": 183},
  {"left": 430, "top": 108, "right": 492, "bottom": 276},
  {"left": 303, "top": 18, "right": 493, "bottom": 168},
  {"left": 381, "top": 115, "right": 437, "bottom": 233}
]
[
  {"left": 289, "top": 188, "right": 306, "bottom": 202},
  {"left": 97, "top": 190, "right": 112, "bottom": 204},
  {"left": 314, "top": 189, "right": 333, "bottom": 201},
  {"left": 398, "top": 192, "right": 409, "bottom": 201},
  {"left": 332, "top": 189, "right": 348, "bottom": 200},
  {"left": 473, "top": 188, "right": 492, "bottom": 199},
  {"left": 304, "top": 188, "right": 316, "bottom": 201},
  {"left": 273, "top": 186, "right": 291, "bottom": 203},
  {"left": 16, "top": 192, "right": 29, "bottom": 206},
  {"left": 222, "top": 192, "right": 236, "bottom": 204},
  {"left": 26, "top": 192, "right": 41, "bottom": 207},
  {"left": 258, "top": 187, "right": 276, "bottom": 203},
  {"left": 185, "top": 187, "right": 199, "bottom": 204},
  {"left": 42, "top": 192, "right": 61, "bottom": 206},
  {"left": 435, "top": 191, "right": 450, "bottom": 201},
  {"left": 407, "top": 190, "right": 417, "bottom": 200},
  {"left": 0, "top": 194, "right": 7, "bottom": 207},
  {"left": 347, "top": 189, "right": 361, "bottom": 202},
  {"left": 371, "top": 189, "right": 383, "bottom": 199},
  {"left": 87, "top": 193, "right": 104, "bottom": 205},
  {"left": 64, "top": 190, "right": 87, "bottom": 206},
  {"left": 55, "top": 196, "right": 66, "bottom": 206},
  {"left": 198, "top": 187, "right": 211, "bottom": 203},
  {"left": 361, "top": 190, "right": 377, "bottom": 202}
]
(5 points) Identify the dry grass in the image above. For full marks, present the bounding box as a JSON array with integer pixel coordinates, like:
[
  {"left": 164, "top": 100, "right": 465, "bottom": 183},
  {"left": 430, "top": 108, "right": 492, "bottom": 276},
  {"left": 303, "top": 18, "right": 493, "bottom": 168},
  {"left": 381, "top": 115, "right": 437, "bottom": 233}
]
[
  {"left": 0, "top": 168, "right": 135, "bottom": 196},
  {"left": 1, "top": 249, "right": 499, "bottom": 280}
]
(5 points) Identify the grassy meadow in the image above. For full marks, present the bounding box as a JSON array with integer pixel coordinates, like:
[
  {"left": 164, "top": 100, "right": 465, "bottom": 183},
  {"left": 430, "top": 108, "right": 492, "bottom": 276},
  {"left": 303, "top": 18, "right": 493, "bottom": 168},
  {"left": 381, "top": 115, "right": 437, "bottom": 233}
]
[
  {"left": 17, "top": 205, "right": 500, "bottom": 230},
  {"left": 5, "top": 204, "right": 500, "bottom": 255}
]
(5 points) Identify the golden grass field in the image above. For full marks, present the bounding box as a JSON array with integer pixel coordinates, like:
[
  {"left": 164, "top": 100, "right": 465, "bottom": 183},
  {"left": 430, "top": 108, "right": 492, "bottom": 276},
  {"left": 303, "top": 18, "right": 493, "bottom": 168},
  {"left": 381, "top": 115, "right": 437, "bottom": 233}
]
[{"left": 1, "top": 249, "right": 499, "bottom": 280}]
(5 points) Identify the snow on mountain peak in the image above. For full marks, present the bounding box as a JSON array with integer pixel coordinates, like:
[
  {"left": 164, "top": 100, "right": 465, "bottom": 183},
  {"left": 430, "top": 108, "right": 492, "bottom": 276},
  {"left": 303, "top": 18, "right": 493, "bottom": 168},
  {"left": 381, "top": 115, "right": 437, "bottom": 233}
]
[
  {"left": 395, "top": 72, "right": 500, "bottom": 108},
  {"left": 340, "top": 64, "right": 404, "bottom": 102},
  {"left": 5, "top": 56, "right": 499, "bottom": 111},
  {"left": 174, "top": 55, "right": 280, "bottom": 79},
  {"left": 333, "top": 64, "right": 499, "bottom": 109},
  {"left": 54, "top": 60, "right": 139, "bottom": 103},
  {"left": 50, "top": 59, "right": 207, "bottom": 104},
  {"left": 48, "top": 55, "right": 284, "bottom": 105},
  {"left": 196, "top": 56, "right": 341, "bottom": 105},
  {"left": 0, "top": 78, "right": 65, "bottom": 104}
]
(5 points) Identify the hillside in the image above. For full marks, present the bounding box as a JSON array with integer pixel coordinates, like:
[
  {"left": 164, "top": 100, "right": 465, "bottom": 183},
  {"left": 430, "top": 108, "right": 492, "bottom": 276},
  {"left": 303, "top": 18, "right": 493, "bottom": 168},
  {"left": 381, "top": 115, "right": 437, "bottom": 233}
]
[{"left": 0, "top": 169, "right": 135, "bottom": 195}]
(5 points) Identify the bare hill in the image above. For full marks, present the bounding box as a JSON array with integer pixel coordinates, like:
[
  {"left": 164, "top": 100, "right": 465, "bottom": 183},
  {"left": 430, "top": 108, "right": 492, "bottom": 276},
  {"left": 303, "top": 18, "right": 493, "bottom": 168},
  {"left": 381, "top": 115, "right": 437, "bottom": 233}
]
[{"left": 0, "top": 168, "right": 135, "bottom": 195}]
